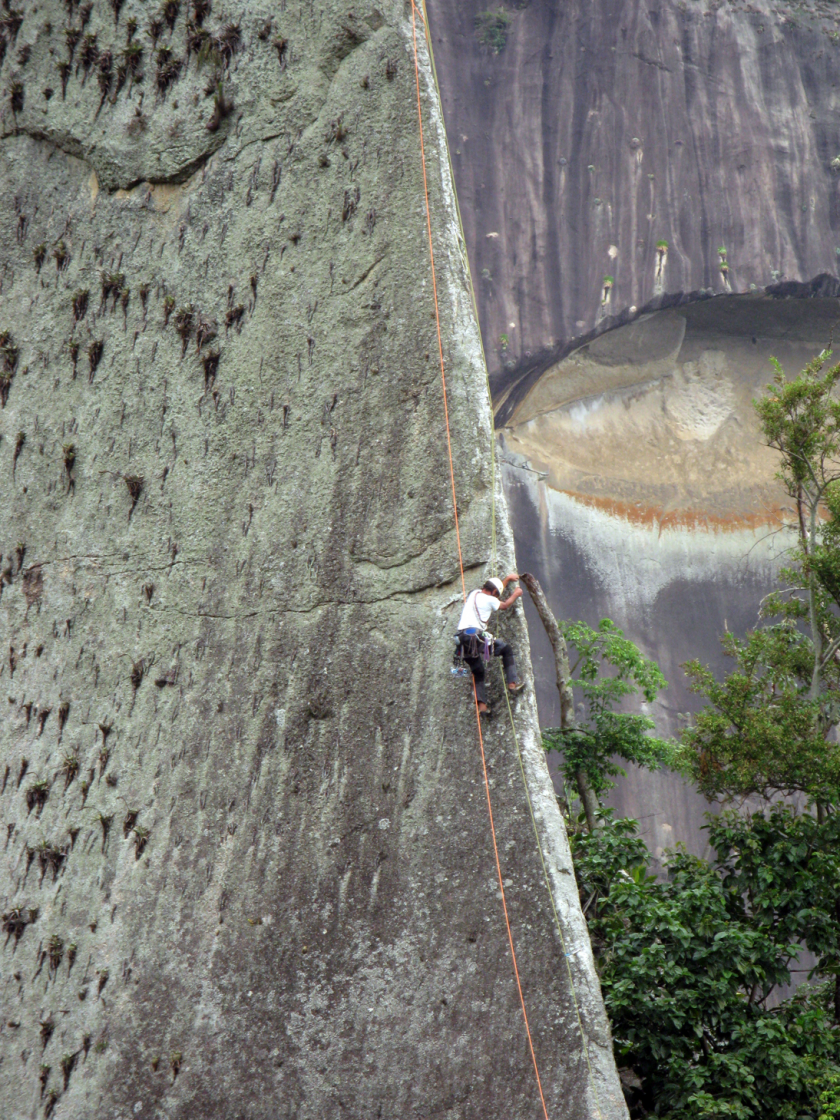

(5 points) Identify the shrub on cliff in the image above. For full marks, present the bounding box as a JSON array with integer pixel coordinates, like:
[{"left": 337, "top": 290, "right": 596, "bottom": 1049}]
[{"left": 474, "top": 9, "right": 512, "bottom": 54}]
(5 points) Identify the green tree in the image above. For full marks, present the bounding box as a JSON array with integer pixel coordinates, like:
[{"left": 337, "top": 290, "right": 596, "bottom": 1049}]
[
  {"left": 542, "top": 618, "right": 675, "bottom": 801},
  {"left": 683, "top": 351, "right": 840, "bottom": 808},
  {"left": 572, "top": 807, "right": 840, "bottom": 1119},
  {"left": 820, "top": 1069, "right": 840, "bottom": 1120}
]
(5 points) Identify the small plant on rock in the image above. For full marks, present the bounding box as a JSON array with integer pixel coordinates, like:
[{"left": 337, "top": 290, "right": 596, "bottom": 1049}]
[
  {"left": 132, "top": 824, "right": 150, "bottom": 858},
  {"left": 72, "top": 289, "right": 89, "bottom": 321},
  {"left": 65, "top": 27, "right": 81, "bottom": 61},
  {"left": 475, "top": 8, "right": 512, "bottom": 54},
  {"left": 173, "top": 305, "right": 194, "bottom": 354},
  {"left": 97, "top": 49, "right": 113, "bottom": 99},
  {"left": 101, "top": 271, "right": 125, "bottom": 308},
  {"left": 61, "top": 752, "right": 79, "bottom": 788},
  {"left": 80, "top": 32, "right": 98, "bottom": 79},
  {"left": 124, "top": 475, "right": 144, "bottom": 517},
  {"left": 123, "top": 40, "right": 143, "bottom": 78},
  {"left": 26, "top": 779, "right": 50, "bottom": 816},
  {"left": 155, "top": 46, "right": 182, "bottom": 95},
  {"left": 63, "top": 442, "right": 76, "bottom": 476},
  {"left": 163, "top": 0, "right": 180, "bottom": 31},
  {"left": 202, "top": 351, "right": 219, "bottom": 390},
  {"left": 52, "top": 241, "right": 69, "bottom": 271},
  {"left": 37, "top": 842, "right": 66, "bottom": 881},
  {"left": 87, "top": 339, "right": 103, "bottom": 378},
  {"left": 94, "top": 811, "right": 113, "bottom": 851},
  {"left": 60, "top": 1052, "right": 76, "bottom": 1090},
  {"left": 195, "top": 312, "right": 217, "bottom": 351},
  {"left": 48, "top": 934, "right": 64, "bottom": 973}
]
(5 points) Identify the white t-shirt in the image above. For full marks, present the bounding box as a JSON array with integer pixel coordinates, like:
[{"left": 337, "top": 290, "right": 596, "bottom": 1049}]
[{"left": 457, "top": 589, "right": 500, "bottom": 632}]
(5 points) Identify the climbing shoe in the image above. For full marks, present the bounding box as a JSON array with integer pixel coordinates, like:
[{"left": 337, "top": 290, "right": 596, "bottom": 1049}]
[{"left": 508, "top": 681, "right": 525, "bottom": 693}]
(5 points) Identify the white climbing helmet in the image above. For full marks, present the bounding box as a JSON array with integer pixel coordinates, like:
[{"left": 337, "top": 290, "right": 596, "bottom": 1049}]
[{"left": 487, "top": 577, "right": 504, "bottom": 595}]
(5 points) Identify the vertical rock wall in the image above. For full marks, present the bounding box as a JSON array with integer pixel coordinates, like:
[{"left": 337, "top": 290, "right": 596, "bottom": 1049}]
[
  {"left": 425, "top": 0, "right": 840, "bottom": 389},
  {"left": 424, "top": 0, "right": 840, "bottom": 858},
  {"left": 0, "top": 2, "right": 625, "bottom": 1118}
]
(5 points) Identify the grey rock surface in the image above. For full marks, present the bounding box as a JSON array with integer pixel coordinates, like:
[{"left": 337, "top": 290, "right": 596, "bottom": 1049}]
[
  {"left": 424, "top": 0, "right": 840, "bottom": 857},
  {"left": 0, "top": 2, "right": 625, "bottom": 1118},
  {"left": 425, "top": 0, "right": 840, "bottom": 392},
  {"left": 501, "top": 297, "right": 839, "bottom": 861}
]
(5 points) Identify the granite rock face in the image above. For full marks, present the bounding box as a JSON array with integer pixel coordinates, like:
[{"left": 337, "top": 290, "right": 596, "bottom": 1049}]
[
  {"left": 500, "top": 297, "right": 840, "bottom": 861},
  {"left": 426, "top": 0, "right": 840, "bottom": 390},
  {"left": 0, "top": 2, "right": 625, "bottom": 1118},
  {"left": 425, "top": 0, "right": 840, "bottom": 857}
]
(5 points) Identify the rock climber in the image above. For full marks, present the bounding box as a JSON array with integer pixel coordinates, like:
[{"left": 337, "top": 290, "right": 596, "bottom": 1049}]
[{"left": 456, "top": 573, "right": 524, "bottom": 715}]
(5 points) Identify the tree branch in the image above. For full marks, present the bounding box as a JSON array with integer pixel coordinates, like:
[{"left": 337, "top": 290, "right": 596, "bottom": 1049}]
[{"left": 520, "top": 572, "right": 600, "bottom": 831}]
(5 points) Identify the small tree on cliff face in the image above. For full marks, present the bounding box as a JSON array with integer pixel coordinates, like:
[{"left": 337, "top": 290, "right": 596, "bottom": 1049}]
[
  {"left": 542, "top": 619, "right": 675, "bottom": 806},
  {"left": 521, "top": 573, "right": 675, "bottom": 830},
  {"left": 683, "top": 351, "right": 840, "bottom": 809}
]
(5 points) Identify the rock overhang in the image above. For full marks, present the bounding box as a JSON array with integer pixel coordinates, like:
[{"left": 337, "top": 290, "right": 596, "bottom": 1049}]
[{"left": 500, "top": 284, "right": 840, "bottom": 530}]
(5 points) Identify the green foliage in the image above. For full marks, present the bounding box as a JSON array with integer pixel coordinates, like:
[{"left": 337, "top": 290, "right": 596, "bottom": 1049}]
[
  {"left": 474, "top": 8, "right": 512, "bottom": 54},
  {"left": 566, "top": 349, "right": 840, "bottom": 1117},
  {"left": 756, "top": 351, "right": 840, "bottom": 501},
  {"left": 543, "top": 619, "right": 675, "bottom": 795},
  {"left": 683, "top": 624, "right": 840, "bottom": 802},
  {"left": 683, "top": 352, "right": 840, "bottom": 806},
  {"left": 572, "top": 808, "right": 840, "bottom": 1119},
  {"left": 820, "top": 1069, "right": 840, "bottom": 1119}
]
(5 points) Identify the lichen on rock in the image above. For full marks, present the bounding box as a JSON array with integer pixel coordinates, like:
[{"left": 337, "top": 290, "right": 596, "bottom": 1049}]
[{"left": 0, "top": 3, "right": 625, "bottom": 1118}]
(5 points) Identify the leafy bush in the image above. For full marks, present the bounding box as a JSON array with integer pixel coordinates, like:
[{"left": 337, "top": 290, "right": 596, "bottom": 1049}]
[
  {"left": 543, "top": 618, "right": 675, "bottom": 797},
  {"left": 572, "top": 808, "right": 840, "bottom": 1118}
]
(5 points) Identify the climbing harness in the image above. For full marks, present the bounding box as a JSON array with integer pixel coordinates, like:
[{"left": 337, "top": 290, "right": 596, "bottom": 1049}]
[
  {"left": 410, "top": 4, "right": 605, "bottom": 1118},
  {"left": 451, "top": 627, "right": 494, "bottom": 669}
]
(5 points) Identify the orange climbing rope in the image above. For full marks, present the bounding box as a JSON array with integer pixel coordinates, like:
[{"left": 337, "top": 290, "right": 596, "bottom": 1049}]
[{"left": 409, "top": 5, "right": 551, "bottom": 1118}]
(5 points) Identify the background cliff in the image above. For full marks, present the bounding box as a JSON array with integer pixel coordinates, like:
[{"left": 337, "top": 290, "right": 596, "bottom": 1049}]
[
  {"left": 0, "top": 2, "right": 626, "bottom": 1118},
  {"left": 426, "top": 0, "right": 840, "bottom": 860},
  {"left": 426, "top": 0, "right": 840, "bottom": 392}
]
